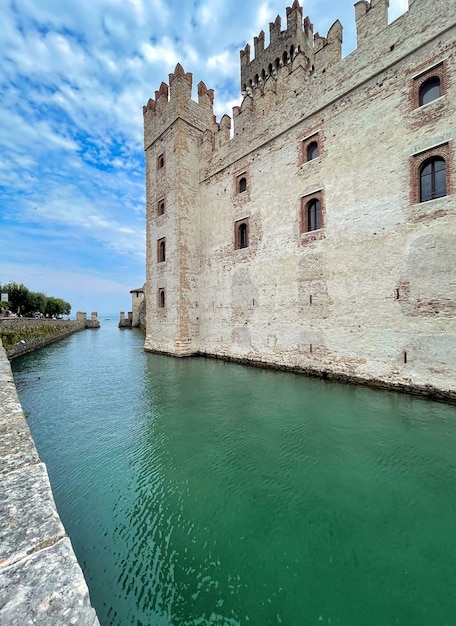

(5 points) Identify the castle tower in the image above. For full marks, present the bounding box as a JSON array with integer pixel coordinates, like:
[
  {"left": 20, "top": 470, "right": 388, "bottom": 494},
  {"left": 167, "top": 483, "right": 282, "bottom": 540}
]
[{"left": 143, "top": 64, "right": 215, "bottom": 356}]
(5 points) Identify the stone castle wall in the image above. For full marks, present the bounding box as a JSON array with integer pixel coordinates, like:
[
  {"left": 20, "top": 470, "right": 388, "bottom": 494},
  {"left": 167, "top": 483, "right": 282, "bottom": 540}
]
[{"left": 143, "top": 0, "right": 456, "bottom": 401}]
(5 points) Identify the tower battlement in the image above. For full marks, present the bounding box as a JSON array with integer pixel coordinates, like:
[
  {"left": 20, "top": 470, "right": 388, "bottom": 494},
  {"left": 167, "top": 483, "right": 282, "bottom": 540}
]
[
  {"left": 143, "top": 63, "right": 215, "bottom": 149},
  {"left": 240, "top": 0, "right": 315, "bottom": 93}
]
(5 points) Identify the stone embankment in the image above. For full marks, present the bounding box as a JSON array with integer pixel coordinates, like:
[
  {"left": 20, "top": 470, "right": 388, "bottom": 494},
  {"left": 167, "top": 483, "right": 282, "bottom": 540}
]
[
  {"left": 0, "top": 343, "right": 100, "bottom": 624},
  {"left": 0, "top": 313, "right": 100, "bottom": 360}
]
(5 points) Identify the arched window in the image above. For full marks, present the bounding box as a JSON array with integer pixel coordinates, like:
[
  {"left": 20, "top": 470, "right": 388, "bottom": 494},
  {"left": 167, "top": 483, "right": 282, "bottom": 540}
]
[
  {"left": 158, "top": 200, "right": 165, "bottom": 216},
  {"left": 158, "top": 238, "right": 166, "bottom": 262},
  {"left": 419, "top": 77, "right": 441, "bottom": 106},
  {"left": 158, "top": 289, "right": 165, "bottom": 308},
  {"left": 238, "top": 177, "right": 247, "bottom": 193},
  {"left": 307, "top": 199, "right": 321, "bottom": 231},
  {"left": 282, "top": 51, "right": 288, "bottom": 65},
  {"left": 420, "top": 157, "right": 446, "bottom": 202},
  {"left": 268, "top": 63, "right": 273, "bottom": 76},
  {"left": 261, "top": 69, "right": 266, "bottom": 81},
  {"left": 157, "top": 154, "right": 164, "bottom": 169},
  {"left": 240, "top": 223, "right": 248, "bottom": 248},
  {"left": 290, "top": 45, "right": 295, "bottom": 59},
  {"left": 307, "top": 141, "right": 319, "bottom": 161}
]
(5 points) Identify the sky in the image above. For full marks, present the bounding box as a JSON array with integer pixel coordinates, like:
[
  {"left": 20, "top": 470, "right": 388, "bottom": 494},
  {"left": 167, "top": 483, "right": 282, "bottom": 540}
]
[{"left": 0, "top": 0, "right": 408, "bottom": 315}]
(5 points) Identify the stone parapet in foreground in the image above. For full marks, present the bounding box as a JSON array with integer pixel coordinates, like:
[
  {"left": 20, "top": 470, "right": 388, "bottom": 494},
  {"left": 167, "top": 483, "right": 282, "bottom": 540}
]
[{"left": 0, "top": 344, "right": 100, "bottom": 625}]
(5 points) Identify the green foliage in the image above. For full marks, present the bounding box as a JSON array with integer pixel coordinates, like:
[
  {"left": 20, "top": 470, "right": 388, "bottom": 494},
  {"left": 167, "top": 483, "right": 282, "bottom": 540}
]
[
  {"left": 1, "top": 281, "right": 29, "bottom": 314},
  {"left": 29, "top": 291, "right": 47, "bottom": 314},
  {"left": 0, "top": 330, "right": 17, "bottom": 349},
  {"left": 0, "top": 281, "right": 71, "bottom": 317},
  {"left": 45, "top": 297, "right": 71, "bottom": 317}
]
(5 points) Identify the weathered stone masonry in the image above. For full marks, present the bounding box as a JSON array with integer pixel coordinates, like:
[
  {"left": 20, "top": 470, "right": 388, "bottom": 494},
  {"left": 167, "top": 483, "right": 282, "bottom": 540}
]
[
  {"left": 143, "top": 0, "right": 456, "bottom": 402},
  {"left": 0, "top": 344, "right": 99, "bottom": 624}
]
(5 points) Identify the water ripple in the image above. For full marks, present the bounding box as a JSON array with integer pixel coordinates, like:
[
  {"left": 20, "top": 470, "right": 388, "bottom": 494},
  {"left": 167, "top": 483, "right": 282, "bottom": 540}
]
[{"left": 12, "top": 323, "right": 456, "bottom": 626}]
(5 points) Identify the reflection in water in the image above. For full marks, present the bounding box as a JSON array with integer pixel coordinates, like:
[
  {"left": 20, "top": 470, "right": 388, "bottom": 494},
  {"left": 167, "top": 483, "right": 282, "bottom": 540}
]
[{"left": 12, "top": 321, "right": 456, "bottom": 626}]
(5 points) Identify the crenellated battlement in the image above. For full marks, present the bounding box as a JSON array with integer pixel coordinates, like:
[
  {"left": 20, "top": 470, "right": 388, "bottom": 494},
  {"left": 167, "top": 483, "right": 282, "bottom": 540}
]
[
  {"left": 143, "top": 63, "right": 216, "bottom": 149},
  {"left": 240, "top": 0, "right": 315, "bottom": 94},
  {"left": 144, "top": 0, "right": 447, "bottom": 157}
]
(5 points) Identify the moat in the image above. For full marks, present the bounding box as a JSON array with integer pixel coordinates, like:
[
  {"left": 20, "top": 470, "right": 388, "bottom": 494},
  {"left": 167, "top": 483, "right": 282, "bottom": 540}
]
[{"left": 12, "top": 319, "right": 456, "bottom": 626}]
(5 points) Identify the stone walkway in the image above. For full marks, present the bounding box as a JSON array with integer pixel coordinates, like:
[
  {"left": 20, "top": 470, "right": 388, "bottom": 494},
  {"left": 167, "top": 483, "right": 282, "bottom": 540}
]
[{"left": 0, "top": 346, "right": 99, "bottom": 625}]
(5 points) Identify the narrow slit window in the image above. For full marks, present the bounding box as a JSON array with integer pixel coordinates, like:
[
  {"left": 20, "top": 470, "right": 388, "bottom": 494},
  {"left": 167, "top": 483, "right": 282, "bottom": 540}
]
[
  {"left": 235, "top": 218, "right": 250, "bottom": 250},
  {"left": 307, "top": 199, "right": 321, "bottom": 231},
  {"left": 239, "top": 223, "right": 248, "bottom": 248},
  {"left": 158, "top": 238, "right": 166, "bottom": 262}
]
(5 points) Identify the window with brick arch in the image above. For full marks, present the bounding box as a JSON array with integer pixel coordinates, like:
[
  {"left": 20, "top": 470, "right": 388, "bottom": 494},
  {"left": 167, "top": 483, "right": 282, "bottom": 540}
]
[
  {"left": 307, "top": 199, "right": 321, "bottom": 231},
  {"left": 234, "top": 218, "right": 250, "bottom": 250},
  {"left": 411, "top": 61, "right": 446, "bottom": 110},
  {"left": 300, "top": 132, "right": 321, "bottom": 165},
  {"left": 420, "top": 157, "right": 446, "bottom": 202},
  {"left": 419, "top": 77, "right": 441, "bottom": 106}
]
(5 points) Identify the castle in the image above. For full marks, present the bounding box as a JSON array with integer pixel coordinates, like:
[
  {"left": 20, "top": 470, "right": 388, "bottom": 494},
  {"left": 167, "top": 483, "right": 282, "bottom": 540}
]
[{"left": 142, "top": 0, "right": 456, "bottom": 401}]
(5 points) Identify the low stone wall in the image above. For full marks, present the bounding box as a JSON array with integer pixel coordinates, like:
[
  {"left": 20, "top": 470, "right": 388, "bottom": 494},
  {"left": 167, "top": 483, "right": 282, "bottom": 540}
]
[
  {"left": 0, "top": 344, "right": 100, "bottom": 624},
  {"left": 0, "top": 318, "right": 92, "bottom": 360}
]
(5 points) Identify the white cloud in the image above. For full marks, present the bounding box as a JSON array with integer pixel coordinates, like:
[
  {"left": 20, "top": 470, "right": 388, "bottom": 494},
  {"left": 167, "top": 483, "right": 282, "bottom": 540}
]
[
  {"left": 207, "top": 50, "right": 237, "bottom": 76},
  {"left": 141, "top": 38, "right": 180, "bottom": 67}
]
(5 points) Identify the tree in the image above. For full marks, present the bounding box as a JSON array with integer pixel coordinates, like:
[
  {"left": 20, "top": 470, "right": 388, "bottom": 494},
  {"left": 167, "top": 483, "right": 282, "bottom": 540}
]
[
  {"left": 0, "top": 281, "right": 71, "bottom": 317},
  {"left": 1, "top": 282, "right": 29, "bottom": 315},
  {"left": 27, "top": 291, "right": 47, "bottom": 316},
  {"left": 45, "top": 297, "right": 71, "bottom": 317}
]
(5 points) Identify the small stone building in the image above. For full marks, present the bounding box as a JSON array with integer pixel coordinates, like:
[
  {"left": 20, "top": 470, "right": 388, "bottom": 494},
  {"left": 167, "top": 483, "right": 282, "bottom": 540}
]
[
  {"left": 130, "top": 287, "right": 145, "bottom": 328},
  {"left": 143, "top": 0, "right": 456, "bottom": 400}
]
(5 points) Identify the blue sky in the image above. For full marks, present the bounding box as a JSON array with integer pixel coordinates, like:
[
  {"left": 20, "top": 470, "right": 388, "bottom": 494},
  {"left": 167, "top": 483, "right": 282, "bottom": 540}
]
[{"left": 0, "top": 0, "right": 407, "bottom": 315}]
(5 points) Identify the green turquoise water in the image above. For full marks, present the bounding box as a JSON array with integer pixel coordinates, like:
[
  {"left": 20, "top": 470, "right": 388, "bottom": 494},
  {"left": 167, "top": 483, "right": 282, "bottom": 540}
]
[{"left": 12, "top": 320, "right": 456, "bottom": 626}]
